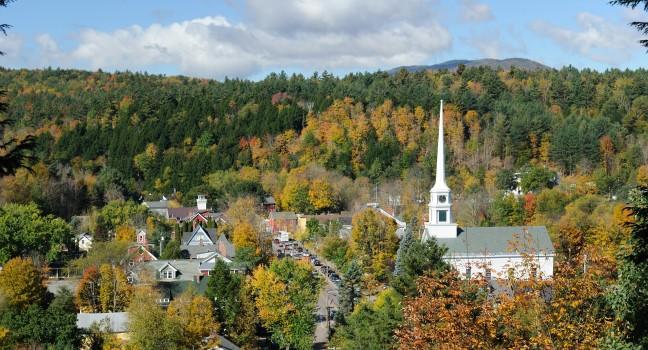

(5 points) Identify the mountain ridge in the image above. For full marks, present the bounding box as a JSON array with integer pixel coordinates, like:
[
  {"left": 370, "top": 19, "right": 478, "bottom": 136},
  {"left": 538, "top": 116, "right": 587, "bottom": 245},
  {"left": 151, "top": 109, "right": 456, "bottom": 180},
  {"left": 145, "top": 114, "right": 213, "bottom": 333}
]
[{"left": 389, "top": 58, "right": 551, "bottom": 74}]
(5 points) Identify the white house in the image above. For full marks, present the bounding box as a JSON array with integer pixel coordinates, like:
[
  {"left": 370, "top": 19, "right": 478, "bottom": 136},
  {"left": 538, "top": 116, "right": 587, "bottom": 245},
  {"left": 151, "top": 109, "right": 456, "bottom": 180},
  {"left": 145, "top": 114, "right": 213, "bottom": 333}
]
[
  {"left": 423, "top": 101, "right": 555, "bottom": 280},
  {"left": 76, "top": 233, "right": 93, "bottom": 252}
]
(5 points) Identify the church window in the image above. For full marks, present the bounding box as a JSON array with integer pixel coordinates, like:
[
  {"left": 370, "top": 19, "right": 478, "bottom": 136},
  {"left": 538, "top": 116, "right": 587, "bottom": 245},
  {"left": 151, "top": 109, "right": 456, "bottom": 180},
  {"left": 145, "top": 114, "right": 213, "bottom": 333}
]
[{"left": 437, "top": 210, "right": 447, "bottom": 223}]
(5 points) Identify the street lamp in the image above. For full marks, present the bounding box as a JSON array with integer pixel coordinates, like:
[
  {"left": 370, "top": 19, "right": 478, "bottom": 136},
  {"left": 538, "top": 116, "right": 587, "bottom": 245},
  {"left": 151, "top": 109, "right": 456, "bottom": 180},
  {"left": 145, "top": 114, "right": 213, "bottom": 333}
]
[{"left": 160, "top": 236, "right": 165, "bottom": 255}]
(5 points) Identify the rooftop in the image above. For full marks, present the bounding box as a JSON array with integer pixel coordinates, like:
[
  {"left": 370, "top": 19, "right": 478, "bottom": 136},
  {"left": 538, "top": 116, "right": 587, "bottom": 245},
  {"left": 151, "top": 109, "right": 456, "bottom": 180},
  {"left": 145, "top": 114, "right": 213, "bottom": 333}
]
[
  {"left": 77, "top": 312, "right": 128, "bottom": 333},
  {"left": 270, "top": 211, "right": 297, "bottom": 220},
  {"left": 436, "top": 226, "right": 555, "bottom": 257},
  {"left": 143, "top": 200, "right": 169, "bottom": 210}
]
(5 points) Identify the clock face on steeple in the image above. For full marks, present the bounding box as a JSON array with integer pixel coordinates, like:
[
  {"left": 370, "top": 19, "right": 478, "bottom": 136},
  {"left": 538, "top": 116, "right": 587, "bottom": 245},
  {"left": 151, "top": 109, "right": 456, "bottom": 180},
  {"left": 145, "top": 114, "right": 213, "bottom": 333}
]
[{"left": 438, "top": 195, "right": 447, "bottom": 203}]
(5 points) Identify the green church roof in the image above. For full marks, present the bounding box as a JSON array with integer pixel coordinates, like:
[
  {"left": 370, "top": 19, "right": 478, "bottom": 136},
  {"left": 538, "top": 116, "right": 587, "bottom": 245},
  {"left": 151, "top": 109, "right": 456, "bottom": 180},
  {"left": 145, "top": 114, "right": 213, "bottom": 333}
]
[{"left": 435, "top": 226, "right": 554, "bottom": 257}]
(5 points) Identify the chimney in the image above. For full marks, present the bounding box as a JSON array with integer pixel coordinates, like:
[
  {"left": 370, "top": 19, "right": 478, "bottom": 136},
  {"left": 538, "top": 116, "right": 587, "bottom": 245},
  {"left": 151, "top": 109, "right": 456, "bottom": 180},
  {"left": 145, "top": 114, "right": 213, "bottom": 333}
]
[{"left": 197, "top": 195, "right": 207, "bottom": 211}]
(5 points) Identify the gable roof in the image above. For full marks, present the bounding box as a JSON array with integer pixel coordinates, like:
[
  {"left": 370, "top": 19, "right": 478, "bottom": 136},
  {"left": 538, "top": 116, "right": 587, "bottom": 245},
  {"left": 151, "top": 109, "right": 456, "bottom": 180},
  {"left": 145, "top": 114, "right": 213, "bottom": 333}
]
[
  {"left": 198, "top": 252, "right": 233, "bottom": 271},
  {"left": 215, "top": 335, "right": 241, "bottom": 350},
  {"left": 181, "top": 226, "right": 217, "bottom": 245},
  {"left": 181, "top": 244, "right": 218, "bottom": 259},
  {"left": 362, "top": 204, "right": 406, "bottom": 228},
  {"left": 158, "top": 262, "right": 179, "bottom": 272},
  {"left": 138, "top": 260, "right": 202, "bottom": 282},
  {"left": 168, "top": 207, "right": 198, "bottom": 220},
  {"left": 77, "top": 232, "right": 92, "bottom": 240},
  {"left": 436, "top": 226, "right": 555, "bottom": 257},
  {"left": 216, "top": 234, "right": 236, "bottom": 258},
  {"left": 128, "top": 245, "right": 158, "bottom": 261}
]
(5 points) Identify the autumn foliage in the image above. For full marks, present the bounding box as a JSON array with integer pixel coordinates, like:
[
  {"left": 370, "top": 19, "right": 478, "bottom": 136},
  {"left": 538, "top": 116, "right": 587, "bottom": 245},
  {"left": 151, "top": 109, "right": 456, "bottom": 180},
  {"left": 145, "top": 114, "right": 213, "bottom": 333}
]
[{"left": 397, "top": 260, "right": 613, "bottom": 350}]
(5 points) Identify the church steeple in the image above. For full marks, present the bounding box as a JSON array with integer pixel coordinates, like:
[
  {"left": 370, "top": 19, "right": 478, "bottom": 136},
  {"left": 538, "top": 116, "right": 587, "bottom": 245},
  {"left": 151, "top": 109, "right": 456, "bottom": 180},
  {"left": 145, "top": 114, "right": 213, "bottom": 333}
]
[
  {"left": 424, "top": 100, "right": 458, "bottom": 240},
  {"left": 432, "top": 100, "right": 449, "bottom": 192}
]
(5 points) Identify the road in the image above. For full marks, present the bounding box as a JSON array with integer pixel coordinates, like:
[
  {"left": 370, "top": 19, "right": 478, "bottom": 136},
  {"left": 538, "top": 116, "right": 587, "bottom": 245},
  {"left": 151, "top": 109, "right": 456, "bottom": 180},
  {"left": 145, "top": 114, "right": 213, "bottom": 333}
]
[{"left": 314, "top": 273, "right": 339, "bottom": 349}]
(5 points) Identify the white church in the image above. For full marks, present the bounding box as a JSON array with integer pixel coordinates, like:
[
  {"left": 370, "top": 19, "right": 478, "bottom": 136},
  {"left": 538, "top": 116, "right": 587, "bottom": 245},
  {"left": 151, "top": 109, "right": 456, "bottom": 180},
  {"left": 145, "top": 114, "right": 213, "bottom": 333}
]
[{"left": 423, "top": 101, "right": 554, "bottom": 280}]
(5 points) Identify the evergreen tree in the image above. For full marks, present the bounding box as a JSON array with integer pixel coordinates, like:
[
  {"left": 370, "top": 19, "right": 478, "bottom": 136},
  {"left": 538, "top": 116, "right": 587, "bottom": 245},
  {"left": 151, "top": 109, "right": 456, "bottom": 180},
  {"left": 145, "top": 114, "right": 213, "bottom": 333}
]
[
  {"left": 205, "top": 259, "right": 243, "bottom": 336},
  {"left": 161, "top": 239, "right": 181, "bottom": 259},
  {"left": 338, "top": 260, "right": 363, "bottom": 319},
  {"left": 0, "top": 1, "right": 35, "bottom": 176},
  {"left": 610, "top": 1, "right": 648, "bottom": 48},
  {"left": 391, "top": 239, "right": 448, "bottom": 296},
  {"left": 609, "top": 186, "right": 648, "bottom": 347},
  {"left": 394, "top": 219, "right": 416, "bottom": 276}
]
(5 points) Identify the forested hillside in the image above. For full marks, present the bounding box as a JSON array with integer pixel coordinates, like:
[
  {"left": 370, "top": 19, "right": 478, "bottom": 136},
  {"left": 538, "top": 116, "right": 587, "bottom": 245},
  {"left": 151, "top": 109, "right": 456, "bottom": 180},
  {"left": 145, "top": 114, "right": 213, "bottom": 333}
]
[{"left": 1, "top": 66, "right": 648, "bottom": 222}]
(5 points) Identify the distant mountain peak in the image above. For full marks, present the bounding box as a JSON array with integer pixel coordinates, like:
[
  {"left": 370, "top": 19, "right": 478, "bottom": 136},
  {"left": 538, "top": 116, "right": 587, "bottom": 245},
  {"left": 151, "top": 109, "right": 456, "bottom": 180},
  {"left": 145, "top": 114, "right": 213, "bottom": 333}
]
[{"left": 389, "top": 58, "right": 550, "bottom": 74}]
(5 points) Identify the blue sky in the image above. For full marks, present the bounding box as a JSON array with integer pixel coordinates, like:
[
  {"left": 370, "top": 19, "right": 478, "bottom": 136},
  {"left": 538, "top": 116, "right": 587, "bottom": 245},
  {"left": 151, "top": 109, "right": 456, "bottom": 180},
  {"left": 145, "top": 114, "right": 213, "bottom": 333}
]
[{"left": 1, "top": 0, "right": 646, "bottom": 80}]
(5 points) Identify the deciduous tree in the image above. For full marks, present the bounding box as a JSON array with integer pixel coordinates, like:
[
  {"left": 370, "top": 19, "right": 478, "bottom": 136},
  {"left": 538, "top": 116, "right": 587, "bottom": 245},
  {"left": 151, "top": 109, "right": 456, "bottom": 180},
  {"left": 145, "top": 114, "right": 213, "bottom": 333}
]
[
  {"left": 250, "top": 259, "right": 320, "bottom": 350},
  {"left": 0, "top": 257, "right": 46, "bottom": 309}
]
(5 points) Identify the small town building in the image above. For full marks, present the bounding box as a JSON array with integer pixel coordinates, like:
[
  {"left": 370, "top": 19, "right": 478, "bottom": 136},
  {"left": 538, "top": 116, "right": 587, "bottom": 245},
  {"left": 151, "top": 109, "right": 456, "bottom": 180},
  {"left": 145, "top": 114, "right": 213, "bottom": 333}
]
[
  {"left": 180, "top": 225, "right": 236, "bottom": 260},
  {"left": 268, "top": 211, "right": 298, "bottom": 233},
  {"left": 127, "top": 245, "right": 158, "bottom": 264},
  {"left": 296, "top": 212, "right": 353, "bottom": 233},
  {"left": 423, "top": 101, "right": 555, "bottom": 280},
  {"left": 77, "top": 312, "right": 129, "bottom": 340},
  {"left": 76, "top": 232, "right": 93, "bottom": 252},
  {"left": 76, "top": 312, "right": 240, "bottom": 349},
  {"left": 142, "top": 197, "right": 170, "bottom": 218},
  {"left": 263, "top": 196, "right": 276, "bottom": 212}
]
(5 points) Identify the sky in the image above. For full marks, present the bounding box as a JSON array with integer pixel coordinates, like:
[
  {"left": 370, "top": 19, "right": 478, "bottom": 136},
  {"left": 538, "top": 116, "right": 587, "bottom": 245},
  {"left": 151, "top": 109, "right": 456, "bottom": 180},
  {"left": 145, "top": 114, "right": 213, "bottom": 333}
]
[{"left": 1, "top": 0, "right": 646, "bottom": 80}]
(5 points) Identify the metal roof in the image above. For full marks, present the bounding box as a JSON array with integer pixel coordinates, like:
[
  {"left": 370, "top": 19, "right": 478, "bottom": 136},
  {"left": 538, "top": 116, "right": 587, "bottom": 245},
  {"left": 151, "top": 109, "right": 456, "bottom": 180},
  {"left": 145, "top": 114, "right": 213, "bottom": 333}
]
[
  {"left": 143, "top": 200, "right": 169, "bottom": 210},
  {"left": 269, "top": 211, "right": 297, "bottom": 220},
  {"left": 77, "top": 312, "right": 128, "bottom": 333},
  {"left": 435, "top": 226, "right": 554, "bottom": 257}
]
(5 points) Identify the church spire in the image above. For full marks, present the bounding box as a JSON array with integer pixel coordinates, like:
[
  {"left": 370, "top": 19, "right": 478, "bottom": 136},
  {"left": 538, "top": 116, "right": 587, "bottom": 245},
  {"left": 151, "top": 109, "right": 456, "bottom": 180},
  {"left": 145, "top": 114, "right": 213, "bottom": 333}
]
[
  {"left": 432, "top": 100, "right": 449, "bottom": 191},
  {"left": 423, "top": 100, "right": 457, "bottom": 240}
]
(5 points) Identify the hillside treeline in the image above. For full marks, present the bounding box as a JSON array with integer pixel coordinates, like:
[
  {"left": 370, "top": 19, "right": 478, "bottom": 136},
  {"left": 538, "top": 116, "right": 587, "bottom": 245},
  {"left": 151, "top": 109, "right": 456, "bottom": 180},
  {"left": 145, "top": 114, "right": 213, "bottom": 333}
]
[{"left": 1, "top": 66, "right": 647, "bottom": 217}]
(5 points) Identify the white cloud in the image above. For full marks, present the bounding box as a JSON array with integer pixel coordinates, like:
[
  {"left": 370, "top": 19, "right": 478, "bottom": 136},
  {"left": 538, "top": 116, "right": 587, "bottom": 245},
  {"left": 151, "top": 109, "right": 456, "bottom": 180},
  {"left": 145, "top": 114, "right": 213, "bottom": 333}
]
[
  {"left": 0, "top": 33, "right": 23, "bottom": 59},
  {"left": 465, "top": 29, "right": 526, "bottom": 59},
  {"left": 531, "top": 12, "right": 640, "bottom": 64},
  {"left": 460, "top": 0, "right": 493, "bottom": 22},
  {"left": 35, "top": 0, "right": 452, "bottom": 79}
]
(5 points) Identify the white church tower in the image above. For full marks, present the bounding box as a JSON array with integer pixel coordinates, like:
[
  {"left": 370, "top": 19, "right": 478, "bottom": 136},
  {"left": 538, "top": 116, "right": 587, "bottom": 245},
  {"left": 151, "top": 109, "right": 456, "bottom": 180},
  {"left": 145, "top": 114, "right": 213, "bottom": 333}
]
[{"left": 424, "top": 100, "right": 458, "bottom": 239}]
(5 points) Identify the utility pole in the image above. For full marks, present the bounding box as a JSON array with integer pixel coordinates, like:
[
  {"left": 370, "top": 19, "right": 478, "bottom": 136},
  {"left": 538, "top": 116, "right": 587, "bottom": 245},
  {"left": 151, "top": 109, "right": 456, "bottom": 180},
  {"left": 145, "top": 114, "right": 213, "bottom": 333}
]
[{"left": 374, "top": 183, "right": 378, "bottom": 203}]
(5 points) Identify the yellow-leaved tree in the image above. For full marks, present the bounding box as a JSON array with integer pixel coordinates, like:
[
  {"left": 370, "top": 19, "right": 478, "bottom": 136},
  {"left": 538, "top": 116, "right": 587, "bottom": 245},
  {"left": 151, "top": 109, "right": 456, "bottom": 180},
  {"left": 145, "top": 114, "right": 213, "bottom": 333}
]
[
  {"left": 0, "top": 257, "right": 46, "bottom": 309},
  {"left": 166, "top": 289, "right": 219, "bottom": 349},
  {"left": 250, "top": 259, "right": 320, "bottom": 350},
  {"left": 308, "top": 178, "right": 338, "bottom": 212},
  {"left": 350, "top": 209, "right": 399, "bottom": 282},
  {"left": 115, "top": 224, "right": 136, "bottom": 242},
  {"left": 232, "top": 222, "right": 260, "bottom": 252},
  {"left": 98, "top": 264, "right": 132, "bottom": 312}
]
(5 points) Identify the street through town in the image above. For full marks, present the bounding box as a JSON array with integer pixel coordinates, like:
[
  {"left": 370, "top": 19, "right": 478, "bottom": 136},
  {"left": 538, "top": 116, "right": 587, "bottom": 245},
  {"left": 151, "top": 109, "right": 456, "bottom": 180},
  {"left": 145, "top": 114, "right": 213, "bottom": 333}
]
[{"left": 314, "top": 268, "right": 339, "bottom": 349}]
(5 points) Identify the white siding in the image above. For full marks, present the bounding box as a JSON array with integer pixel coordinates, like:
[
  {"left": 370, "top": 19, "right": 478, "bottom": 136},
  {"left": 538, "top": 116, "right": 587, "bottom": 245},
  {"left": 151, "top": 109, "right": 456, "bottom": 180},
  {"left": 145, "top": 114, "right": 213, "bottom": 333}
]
[{"left": 445, "top": 254, "right": 554, "bottom": 280}]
